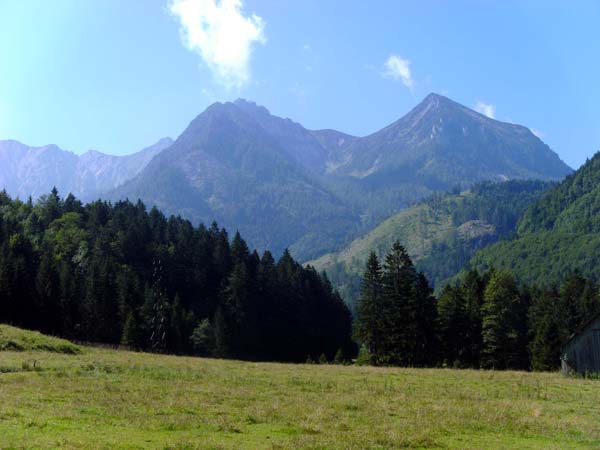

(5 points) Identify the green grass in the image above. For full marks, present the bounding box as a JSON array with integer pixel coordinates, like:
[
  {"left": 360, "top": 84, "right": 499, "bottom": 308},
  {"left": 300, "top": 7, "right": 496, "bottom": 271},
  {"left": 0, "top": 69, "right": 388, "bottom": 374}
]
[
  {"left": 1, "top": 337, "right": 599, "bottom": 449},
  {"left": 0, "top": 324, "right": 81, "bottom": 354}
]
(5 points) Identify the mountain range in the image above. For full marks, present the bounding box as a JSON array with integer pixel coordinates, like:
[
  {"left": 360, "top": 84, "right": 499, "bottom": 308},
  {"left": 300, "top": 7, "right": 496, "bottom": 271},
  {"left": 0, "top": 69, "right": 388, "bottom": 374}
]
[
  {"left": 0, "top": 137, "right": 173, "bottom": 201},
  {"left": 0, "top": 93, "right": 572, "bottom": 260}
]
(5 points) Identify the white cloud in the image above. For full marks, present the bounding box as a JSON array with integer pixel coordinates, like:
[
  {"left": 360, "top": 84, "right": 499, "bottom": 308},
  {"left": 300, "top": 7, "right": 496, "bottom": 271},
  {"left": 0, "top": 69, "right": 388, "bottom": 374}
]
[
  {"left": 302, "top": 44, "right": 311, "bottom": 52},
  {"left": 474, "top": 101, "right": 496, "bottom": 119},
  {"left": 169, "top": 0, "right": 266, "bottom": 89},
  {"left": 382, "top": 54, "right": 414, "bottom": 90},
  {"left": 530, "top": 128, "right": 545, "bottom": 139}
]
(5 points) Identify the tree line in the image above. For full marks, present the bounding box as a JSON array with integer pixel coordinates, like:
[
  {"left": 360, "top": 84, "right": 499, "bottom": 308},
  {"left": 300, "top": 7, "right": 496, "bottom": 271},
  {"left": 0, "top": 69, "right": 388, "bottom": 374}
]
[
  {"left": 2, "top": 188, "right": 595, "bottom": 370},
  {"left": 319, "top": 180, "right": 553, "bottom": 314},
  {"left": 354, "top": 242, "right": 600, "bottom": 370},
  {"left": 468, "top": 152, "right": 600, "bottom": 288},
  {"left": 0, "top": 189, "right": 354, "bottom": 361}
]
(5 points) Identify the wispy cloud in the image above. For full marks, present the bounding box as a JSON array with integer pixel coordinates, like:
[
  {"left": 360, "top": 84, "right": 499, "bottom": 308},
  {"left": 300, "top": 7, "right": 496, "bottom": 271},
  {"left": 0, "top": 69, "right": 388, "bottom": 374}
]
[
  {"left": 382, "top": 54, "right": 414, "bottom": 90},
  {"left": 474, "top": 101, "right": 496, "bottom": 119},
  {"left": 169, "top": 0, "right": 266, "bottom": 89}
]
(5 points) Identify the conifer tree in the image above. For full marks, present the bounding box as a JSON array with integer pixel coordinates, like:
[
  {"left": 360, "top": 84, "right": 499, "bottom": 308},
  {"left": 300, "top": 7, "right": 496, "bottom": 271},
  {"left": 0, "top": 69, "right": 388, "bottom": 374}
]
[
  {"left": 461, "top": 270, "right": 485, "bottom": 367},
  {"left": 191, "top": 318, "right": 215, "bottom": 356},
  {"left": 354, "top": 252, "right": 383, "bottom": 363},
  {"left": 213, "top": 306, "right": 231, "bottom": 358},
  {"left": 222, "top": 262, "right": 252, "bottom": 357},
  {"left": 531, "top": 316, "right": 564, "bottom": 371},
  {"left": 437, "top": 285, "right": 467, "bottom": 366},
  {"left": 529, "top": 288, "right": 567, "bottom": 371},
  {"left": 230, "top": 231, "right": 249, "bottom": 266},
  {"left": 414, "top": 272, "right": 438, "bottom": 366},
  {"left": 381, "top": 241, "right": 418, "bottom": 366},
  {"left": 560, "top": 272, "right": 588, "bottom": 334},
  {"left": 35, "top": 253, "right": 62, "bottom": 334},
  {"left": 121, "top": 310, "right": 144, "bottom": 348},
  {"left": 481, "top": 271, "right": 528, "bottom": 369}
]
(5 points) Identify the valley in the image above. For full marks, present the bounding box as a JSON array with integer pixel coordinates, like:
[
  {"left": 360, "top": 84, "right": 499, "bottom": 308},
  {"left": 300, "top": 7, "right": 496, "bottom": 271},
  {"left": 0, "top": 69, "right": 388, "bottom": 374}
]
[{"left": 3, "top": 3, "right": 599, "bottom": 449}]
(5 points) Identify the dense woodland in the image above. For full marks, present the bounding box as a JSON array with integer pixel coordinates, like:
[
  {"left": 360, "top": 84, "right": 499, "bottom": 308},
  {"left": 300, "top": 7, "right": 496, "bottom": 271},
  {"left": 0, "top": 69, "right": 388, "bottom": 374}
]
[
  {"left": 354, "top": 242, "right": 600, "bottom": 370},
  {"left": 470, "top": 152, "right": 600, "bottom": 286},
  {"left": 353, "top": 243, "right": 437, "bottom": 366},
  {"left": 0, "top": 189, "right": 354, "bottom": 361},
  {"left": 321, "top": 180, "right": 554, "bottom": 311},
  {"left": 419, "top": 180, "right": 554, "bottom": 284},
  {"left": 2, "top": 183, "right": 599, "bottom": 371}
]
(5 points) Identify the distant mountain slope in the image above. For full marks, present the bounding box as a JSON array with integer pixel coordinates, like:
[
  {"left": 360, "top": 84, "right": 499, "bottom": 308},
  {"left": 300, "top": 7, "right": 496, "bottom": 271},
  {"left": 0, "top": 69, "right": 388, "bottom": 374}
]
[
  {"left": 109, "top": 94, "right": 570, "bottom": 260},
  {"left": 309, "top": 180, "right": 554, "bottom": 307},
  {"left": 322, "top": 94, "right": 571, "bottom": 224},
  {"left": 232, "top": 99, "right": 334, "bottom": 172},
  {"left": 111, "top": 102, "right": 359, "bottom": 260},
  {"left": 467, "top": 152, "right": 600, "bottom": 286},
  {"left": 332, "top": 94, "right": 570, "bottom": 183},
  {"left": 74, "top": 137, "right": 173, "bottom": 199},
  {"left": 0, "top": 137, "right": 172, "bottom": 201}
]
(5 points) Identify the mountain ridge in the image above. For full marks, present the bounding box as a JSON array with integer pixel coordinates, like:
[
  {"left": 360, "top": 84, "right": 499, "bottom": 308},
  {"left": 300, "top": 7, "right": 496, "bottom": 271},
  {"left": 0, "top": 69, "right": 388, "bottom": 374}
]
[
  {"left": 328, "top": 93, "right": 570, "bottom": 183},
  {"left": 0, "top": 137, "right": 173, "bottom": 201},
  {"left": 110, "top": 93, "right": 571, "bottom": 260},
  {"left": 0, "top": 93, "right": 572, "bottom": 260}
]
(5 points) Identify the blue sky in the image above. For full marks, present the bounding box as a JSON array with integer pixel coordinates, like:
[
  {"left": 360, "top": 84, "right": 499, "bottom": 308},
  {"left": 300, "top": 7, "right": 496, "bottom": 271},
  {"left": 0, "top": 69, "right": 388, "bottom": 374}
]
[{"left": 0, "top": 0, "right": 598, "bottom": 168}]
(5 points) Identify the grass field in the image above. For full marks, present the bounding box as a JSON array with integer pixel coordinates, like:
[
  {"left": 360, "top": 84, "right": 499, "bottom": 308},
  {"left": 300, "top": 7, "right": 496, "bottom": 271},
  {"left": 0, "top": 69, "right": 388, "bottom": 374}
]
[{"left": 0, "top": 326, "right": 599, "bottom": 449}]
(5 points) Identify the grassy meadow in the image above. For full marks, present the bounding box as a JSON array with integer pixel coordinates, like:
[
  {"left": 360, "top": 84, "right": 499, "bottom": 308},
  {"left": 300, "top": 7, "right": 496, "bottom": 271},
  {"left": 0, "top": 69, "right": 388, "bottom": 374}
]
[{"left": 0, "top": 326, "right": 599, "bottom": 449}]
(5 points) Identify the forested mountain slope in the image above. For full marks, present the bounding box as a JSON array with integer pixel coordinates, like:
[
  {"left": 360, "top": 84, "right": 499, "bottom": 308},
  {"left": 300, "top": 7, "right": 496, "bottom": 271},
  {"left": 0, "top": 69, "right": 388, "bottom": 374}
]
[
  {"left": 110, "top": 101, "right": 360, "bottom": 261},
  {"left": 310, "top": 180, "right": 554, "bottom": 307},
  {"left": 466, "top": 152, "right": 600, "bottom": 286}
]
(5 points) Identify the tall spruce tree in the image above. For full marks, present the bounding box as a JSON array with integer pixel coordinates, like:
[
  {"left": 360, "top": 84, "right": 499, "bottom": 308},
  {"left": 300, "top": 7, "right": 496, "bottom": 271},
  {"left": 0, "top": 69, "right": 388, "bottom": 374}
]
[
  {"left": 414, "top": 272, "right": 438, "bottom": 366},
  {"left": 437, "top": 285, "right": 467, "bottom": 366},
  {"left": 529, "top": 288, "right": 567, "bottom": 371},
  {"left": 481, "top": 271, "right": 528, "bottom": 370},
  {"left": 354, "top": 251, "right": 383, "bottom": 362},
  {"left": 380, "top": 241, "right": 420, "bottom": 366},
  {"left": 461, "top": 270, "right": 485, "bottom": 368}
]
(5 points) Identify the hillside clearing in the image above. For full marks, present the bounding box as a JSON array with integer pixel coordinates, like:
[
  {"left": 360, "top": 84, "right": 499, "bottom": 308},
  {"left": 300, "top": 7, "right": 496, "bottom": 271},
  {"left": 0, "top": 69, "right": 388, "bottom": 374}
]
[
  {"left": 0, "top": 324, "right": 81, "bottom": 354},
  {"left": 0, "top": 339, "right": 599, "bottom": 449}
]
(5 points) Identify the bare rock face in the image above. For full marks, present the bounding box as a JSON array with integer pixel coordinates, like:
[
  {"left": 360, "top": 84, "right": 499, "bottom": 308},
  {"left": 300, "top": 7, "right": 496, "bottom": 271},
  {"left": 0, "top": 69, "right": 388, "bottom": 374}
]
[
  {"left": 327, "top": 93, "right": 571, "bottom": 184},
  {"left": 0, "top": 137, "right": 173, "bottom": 201},
  {"left": 457, "top": 220, "right": 496, "bottom": 240}
]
